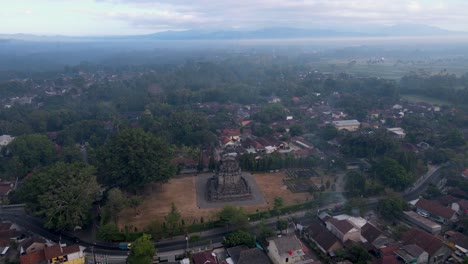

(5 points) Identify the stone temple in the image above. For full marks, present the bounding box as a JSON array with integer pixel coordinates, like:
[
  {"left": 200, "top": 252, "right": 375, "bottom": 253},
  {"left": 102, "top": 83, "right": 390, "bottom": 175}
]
[{"left": 207, "top": 155, "right": 252, "bottom": 201}]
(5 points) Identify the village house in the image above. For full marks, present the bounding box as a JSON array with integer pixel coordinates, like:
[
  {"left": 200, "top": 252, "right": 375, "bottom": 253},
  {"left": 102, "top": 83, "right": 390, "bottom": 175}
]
[
  {"left": 266, "top": 235, "right": 305, "bottom": 264},
  {"left": 387, "top": 127, "right": 406, "bottom": 139},
  {"left": 325, "top": 215, "right": 366, "bottom": 243},
  {"left": 306, "top": 222, "right": 343, "bottom": 256},
  {"left": 414, "top": 198, "right": 458, "bottom": 224},
  {"left": 43, "top": 244, "right": 85, "bottom": 264},
  {"left": 20, "top": 236, "right": 47, "bottom": 255},
  {"left": 226, "top": 245, "right": 271, "bottom": 264},
  {"left": 401, "top": 228, "right": 452, "bottom": 264},
  {"left": 192, "top": 250, "right": 219, "bottom": 264},
  {"left": 394, "top": 244, "right": 429, "bottom": 264},
  {"left": 403, "top": 211, "right": 442, "bottom": 234},
  {"left": 331, "top": 120, "right": 361, "bottom": 132},
  {"left": 360, "top": 222, "right": 395, "bottom": 251},
  {"left": 445, "top": 231, "right": 468, "bottom": 258}
]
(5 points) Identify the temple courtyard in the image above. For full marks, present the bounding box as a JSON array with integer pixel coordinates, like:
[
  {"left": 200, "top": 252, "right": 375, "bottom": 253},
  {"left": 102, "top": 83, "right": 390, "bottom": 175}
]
[{"left": 118, "top": 171, "right": 313, "bottom": 229}]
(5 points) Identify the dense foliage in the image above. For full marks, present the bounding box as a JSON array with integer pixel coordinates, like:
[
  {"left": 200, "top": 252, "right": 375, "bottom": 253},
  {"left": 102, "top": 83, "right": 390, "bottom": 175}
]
[
  {"left": 17, "top": 162, "right": 100, "bottom": 230},
  {"left": 96, "top": 128, "right": 175, "bottom": 191}
]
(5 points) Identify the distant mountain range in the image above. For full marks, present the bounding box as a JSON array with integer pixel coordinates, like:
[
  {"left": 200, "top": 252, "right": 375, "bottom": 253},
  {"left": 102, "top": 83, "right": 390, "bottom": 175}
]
[{"left": 0, "top": 24, "right": 466, "bottom": 42}]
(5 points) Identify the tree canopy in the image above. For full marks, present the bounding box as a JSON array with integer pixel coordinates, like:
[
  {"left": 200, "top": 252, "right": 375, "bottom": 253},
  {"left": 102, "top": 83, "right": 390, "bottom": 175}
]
[
  {"left": 375, "top": 158, "right": 412, "bottom": 191},
  {"left": 96, "top": 128, "right": 175, "bottom": 191},
  {"left": 218, "top": 205, "right": 249, "bottom": 231},
  {"left": 1, "top": 134, "right": 57, "bottom": 179},
  {"left": 345, "top": 170, "right": 366, "bottom": 197},
  {"left": 127, "top": 234, "right": 156, "bottom": 264},
  {"left": 17, "top": 162, "right": 100, "bottom": 230},
  {"left": 223, "top": 230, "right": 255, "bottom": 248},
  {"left": 377, "top": 193, "right": 408, "bottom": 221}
]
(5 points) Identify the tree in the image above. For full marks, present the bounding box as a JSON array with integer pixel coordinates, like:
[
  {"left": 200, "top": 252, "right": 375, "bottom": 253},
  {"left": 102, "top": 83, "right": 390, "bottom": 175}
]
[
  {"left": 127, "top": 234, "right": 156, "bottom": 264},
  {"left": 345, "top": 244, "right": 371, "bottom": 264},
  {"left": 218, "top": 205, "right": 249, "bottom": 231},
  {"left": 375, "top": 158, "right": 412, "bottom": 191},
  {"left": 17, "top": 162, "right": 100, "bottom": 230},
  {"left": 345, "top": 171, "right": 366, "bottom": 197},
  {"left": 256, "top": 220, "right": 274, "bottom": 241},
  {"left": 165, "top": 203, "right": 181, "bottom": 234},
  {"left": 223, "top": 230, "right": 255, "bottom": 248},
  {"left": 102, "top": 188, "right": 128, "bottom": 224},
  {"left": 97, "top": 223, "right": 123, "bottom": 241},
  {"left": 3, "top": 134, "right": 56, "bottom": 177},
  {"left": 276, "top": 219, "right": 288, "bottom": 234},
  {"left": 344, "top": 198, "right": 368, "bottom": 216},
  {"left": 96, "top": 128, "right": 175, "bottom": 191},
  {"left": 289, "top": 124, "right": 304, "bottom": 137},
  {"left": 273, "top": 196, "right": 284, "bottom": 216},
  {"left": 320, "top": 125, "right": 338, "bottom": 140},
  {"left": 377, "top": 193, "right": 408, "bottom": 221}
]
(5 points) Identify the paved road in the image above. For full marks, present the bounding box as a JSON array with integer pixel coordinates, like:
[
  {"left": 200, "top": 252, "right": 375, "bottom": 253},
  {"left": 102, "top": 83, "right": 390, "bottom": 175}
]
[{"left": 403, "top": 165, "right": 443, "bottom": 201}]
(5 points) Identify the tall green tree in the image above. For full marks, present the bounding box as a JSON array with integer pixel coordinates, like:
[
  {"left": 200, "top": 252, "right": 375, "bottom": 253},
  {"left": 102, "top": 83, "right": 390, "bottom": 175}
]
[
  {"left": 127, "top": 234, "right": 156, "bottom": 264},
  {"left": 165, "top": 203, "right": 181, "bottom": 234},
  {"left": 345, "top": 171, "right": 366, "bottom": 197},
  {"left": 377, "top": 193, "right": 408, "bottom": 221},
  {"left": 2, "top": 134, "right": 56, "bottom": 178},
  {"left": 17, "top": 162, "right": 100, "bottom": 230},
  {"left": 273, "top": 196, "right": 284, "bottom": 216},
  {"left": 375, "top": 158, "right": 412, "bottom": 191},
  {"left": 96, "top": 128, "right": 175, "bottom": 191},
  {"left": 102, "top": 188, "right": 128, "bottom": 224},
  {"left": 218, "top": 205, "right": 249, "bottom": 231}
]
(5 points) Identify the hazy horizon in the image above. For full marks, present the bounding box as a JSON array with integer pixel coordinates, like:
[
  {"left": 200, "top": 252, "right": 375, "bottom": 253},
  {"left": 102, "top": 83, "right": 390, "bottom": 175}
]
[{"left": 2, "top": 0, "right": 468, "bottom": 36}]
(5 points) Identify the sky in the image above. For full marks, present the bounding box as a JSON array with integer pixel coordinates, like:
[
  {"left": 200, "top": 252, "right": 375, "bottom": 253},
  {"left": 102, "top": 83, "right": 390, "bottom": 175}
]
[{"left": 1, "top": 0, "right": 467, "bottom": 36}]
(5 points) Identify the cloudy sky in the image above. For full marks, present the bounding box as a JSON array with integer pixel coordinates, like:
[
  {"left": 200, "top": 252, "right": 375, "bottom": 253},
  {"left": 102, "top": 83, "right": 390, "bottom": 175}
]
[{"left": 1, "top": 0, "right": 467, "bottom": 36}]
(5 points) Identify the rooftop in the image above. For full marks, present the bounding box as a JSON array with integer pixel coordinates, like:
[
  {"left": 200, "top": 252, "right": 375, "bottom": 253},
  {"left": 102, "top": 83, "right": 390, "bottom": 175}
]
[
  {"left": 331, "top": 120, "right": 360, "bottom": 126},
  {"left": 415, "top": 198, "right": 456, "bottom": 220}
]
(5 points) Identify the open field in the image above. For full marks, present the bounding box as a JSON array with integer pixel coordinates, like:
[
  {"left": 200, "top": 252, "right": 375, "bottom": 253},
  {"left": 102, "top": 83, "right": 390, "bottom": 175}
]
[
  {"left": 311, "top": 59, "right": 468, "bottom": 80},
  {"left": 118, "top": 171, "right": 313, "bottom": 229},
  {"left": 401, "top": 94, "right": 452, "bottom": 105}
]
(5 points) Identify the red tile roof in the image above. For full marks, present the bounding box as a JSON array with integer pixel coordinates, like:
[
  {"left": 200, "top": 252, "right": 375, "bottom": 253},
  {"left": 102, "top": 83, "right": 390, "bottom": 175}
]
[
  {"left": 44, "top": 245, "right": 62, "bottom": 260},
  {"left": 307, "top": 222, "right": 342, "bottom": 252},
  {"left": 361, "top": 223, "right": 383, "bottom": 244},
  {"left": 0, "top": 223, "right": 12, "bottom": 231},
  {"left": 328, "top": 218, "right": 354, "bottom": 234},
  {"left": 223, "top": 128, "right": 241, "bottom": 137},
  {"left": 380, "top": 245, "right": 400, "bottom": 256},
  {"left": 62, "top": 245, "right": 80, "bottom": 255},
  {"left": 379, "top": 255, "right": 400, "bottom": 264},
  {"left": 192, "top": 251, "right": 218, "bottom": 264},
  {"left": 415, "top": 198, "right": 456, "bottom": 220},
  {"left": 20, "top": 250, "right": 46, "bottom": 264},
  {"left": 44, "top": 244, "right": 81, "bottom": 260},
  {"left": 0, "top": 184, "right": 12, "bottom": 196},
  {"left": 401, "top": 228, "right": 446, "bottom": 255}
]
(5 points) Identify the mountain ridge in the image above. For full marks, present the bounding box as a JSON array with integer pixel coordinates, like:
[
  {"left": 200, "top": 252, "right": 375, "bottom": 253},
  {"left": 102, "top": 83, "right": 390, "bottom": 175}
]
[{"left": 0, "top": 24, "right": 466, "bottom": 42}]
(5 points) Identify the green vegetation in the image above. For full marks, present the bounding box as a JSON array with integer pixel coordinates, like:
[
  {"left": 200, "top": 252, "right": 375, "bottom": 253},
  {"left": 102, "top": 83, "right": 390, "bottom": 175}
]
[
  {"left": 218, "top": 205, "right": 249, "bottom": 231},
  {"left": 96, "top": 128, "right": 175, "bottom": 192},
  {"left": 17, "top": 162, "right": 100, "bottom": 230},
  {"left": 127, "top": 234, "right": 156, "bottom": 264},
  {"left": 377, "top": 193, "right": 408, "bottom": 221},
  {"left": 223, "top": 230, "right": 255, "bottom": 248}
]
